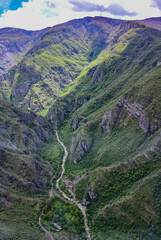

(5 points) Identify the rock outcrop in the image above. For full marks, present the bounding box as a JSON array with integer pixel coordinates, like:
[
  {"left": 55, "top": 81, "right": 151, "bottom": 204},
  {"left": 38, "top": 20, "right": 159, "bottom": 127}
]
[
  {"left": 0, "top": 101, "right": 53, "bottom": 196},
  {"left": 82, "top": 189, "right": 98, "bottom": 206},
  {"left": 70, "top": 97, "right": 89, "bottom": 130},
  {"left": 102, "top": 98, "right": 161, "bottom": 133},
  {"left": 0, "top": 101, "right": 54, "bottom": 153},
  {"left": 47, "top": 99, "right": 70, "bottom": 129},
  {"left": 101, "top": 102, "right": 122, "bottom": 133},
  {"left": 71, "top": 114, "right": 86, "bottom": 130},
  {"left": 69, "top": 132, "right": 92, "bottom": 163}
]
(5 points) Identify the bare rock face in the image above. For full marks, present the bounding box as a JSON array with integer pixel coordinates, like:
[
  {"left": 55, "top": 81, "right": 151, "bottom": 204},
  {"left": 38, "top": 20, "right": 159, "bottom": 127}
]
[
  {"left": 101, "top": 98, "right": 161, "bottom": 133},
  {"left": 123, "top": 99, "right": 161, "bottom": 132},
  {"left": 70, "top": 97, "right": 89, "bottom": 130},
  {"left": 71, "top": 114, "right": 86, "bottom": 130},
  {"left": 83, "top": 189, "right": 98, "bottom": 206},
  {"left": 47, "top": 100, "right": 70, "bottom": 129},
  {"left": 101, "top": 111, "right": 112, "bottom": 133},
  {"left": 0, "top": 101, "right": 54, "bottom": 154},
  {"left": 18, "top": 111, "right": 53, "bottom": 152},
  {"left": 69, "top": 132, "right": 92, "bottom": 163},
  {"left": 21, "top": 114, "right": 52, "bottom": 152},
  {"left": 101, "top": 103, "right": 122, "bottom": 133}
]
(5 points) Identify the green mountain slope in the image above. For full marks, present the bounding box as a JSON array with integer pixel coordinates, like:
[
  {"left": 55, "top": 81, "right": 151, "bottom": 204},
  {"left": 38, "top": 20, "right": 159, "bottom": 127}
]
[
  {"left": 0, "top": 16, "right": 161, "bottom": 240},
  {"left": 46, "top": 22, "right": 161, "bottom": 239},
  {"left": 1, "top": 17, "right": 125, "bottom": 113},
  {"left": 0, "top": 100, "right": 84, "bottom": 240}
]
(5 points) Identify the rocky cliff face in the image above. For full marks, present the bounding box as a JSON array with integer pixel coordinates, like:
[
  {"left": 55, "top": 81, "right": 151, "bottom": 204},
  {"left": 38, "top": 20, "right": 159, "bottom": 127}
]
[
  {"left": 47, "top": 99, "right": 71, "bottom": 128},
  {"left": 86, "top": 65, "right": 104, "bottom": 83},
  {"left": 82, "top": 188, "right": 98, "bottom": 206},
  {"left": 101, "top": 101, "right": 122, "bottom": 133},
  {"left": 101, "top": 98, "right": 161, "bottom": 133},
  {"left": 69, "top": 132, "right": 92, "bottom": 163},
  {"left": 0, "top": 101, "right": 54, "bottom": 153},
  {"left": 0, "top": 100, "right": 54, "bottom": 197}
]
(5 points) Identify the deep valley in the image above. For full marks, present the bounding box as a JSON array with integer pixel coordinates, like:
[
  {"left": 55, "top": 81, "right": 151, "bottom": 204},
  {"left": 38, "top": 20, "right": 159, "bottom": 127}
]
[{"left": 0, "top": 16, "right": 161, "bottom": 240}]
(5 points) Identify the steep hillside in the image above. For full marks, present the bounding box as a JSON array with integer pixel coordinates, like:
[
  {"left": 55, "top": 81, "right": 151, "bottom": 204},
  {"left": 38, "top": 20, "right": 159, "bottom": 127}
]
[
  {"left": 0, "top": 16, "right": 161, "bottom": 240},
  {"left": 0, "top": 100, "right": 85, "bottom": 240},
  {"left": 0, "top": 17, "right": 124, "bottom": 114},
  {"left": 47, "top": 22, "right": 161, "bottom": 239},
  {"left": 0, "top": 27, "right": 49, "bottom": 74},
  {"left": 0, "top": 100, "right": 55, "bottom": 239}
]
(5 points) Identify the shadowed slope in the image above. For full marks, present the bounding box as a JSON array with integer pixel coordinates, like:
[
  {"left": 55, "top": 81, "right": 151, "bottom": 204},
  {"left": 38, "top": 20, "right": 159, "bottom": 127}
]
[{"left": 0, "top": 27, "right": 49, "bottom": 74}]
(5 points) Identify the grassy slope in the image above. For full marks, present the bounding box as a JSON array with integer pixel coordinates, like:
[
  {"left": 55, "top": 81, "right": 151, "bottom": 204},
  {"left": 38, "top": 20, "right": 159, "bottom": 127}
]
[
  {"left": 1, "top": 18, "right": 161, "bottom": 239},
  {"left": 46, "top": 24, "right": 161, "bottom": 239},
  {"left": 2, "top": 17, "right": 123, "bottom": 114}
]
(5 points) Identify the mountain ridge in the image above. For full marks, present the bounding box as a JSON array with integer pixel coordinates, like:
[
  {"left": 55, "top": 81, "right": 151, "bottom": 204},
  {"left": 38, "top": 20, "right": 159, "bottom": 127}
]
[
  {"left": 0, "top": 15, "right": 161, "bottom": 240},
  {"left": 0, "top": 16, "right": 147, "bottom": 114},
  {"left": 142, "top": 17, "right": 161, "bottom": 30}
]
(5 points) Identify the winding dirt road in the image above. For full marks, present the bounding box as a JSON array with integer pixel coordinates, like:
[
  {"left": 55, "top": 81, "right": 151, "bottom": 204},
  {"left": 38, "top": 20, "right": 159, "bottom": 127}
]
[
  {"left": 39, "top": 131, "right": 91, "bottom": 240},
  {"left": 55, "top": 130, "right": 91, "bottom": 240},
  {"left": 39, "top": 212, "right": 54, "bottom": 240}
]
